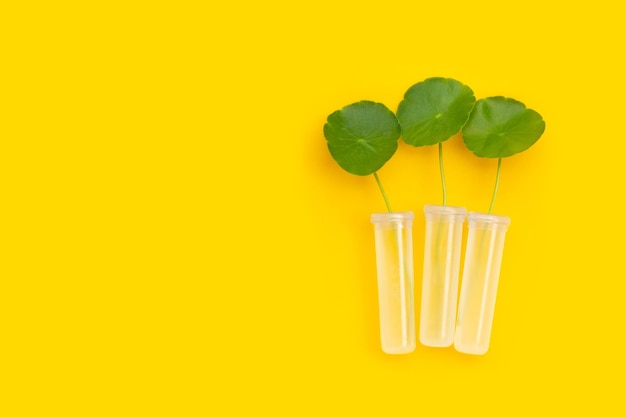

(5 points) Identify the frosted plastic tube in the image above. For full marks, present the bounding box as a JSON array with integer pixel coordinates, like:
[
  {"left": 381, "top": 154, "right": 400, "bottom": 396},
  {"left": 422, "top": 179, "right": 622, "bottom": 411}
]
[
  {"left": 419, "top": 205, "right": 467, "bottom": 347},
  {"left": 454, "top": 213, "right": 510, "bottom": 355},
  {"left": 370, "top": 212, "right": 416, "bottom": 354}
]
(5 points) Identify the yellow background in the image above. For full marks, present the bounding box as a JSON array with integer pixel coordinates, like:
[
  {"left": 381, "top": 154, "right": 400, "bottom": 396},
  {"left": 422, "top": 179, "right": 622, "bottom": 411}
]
[{"left": 1, "top": 0, "right": 625, "bottom": 414}]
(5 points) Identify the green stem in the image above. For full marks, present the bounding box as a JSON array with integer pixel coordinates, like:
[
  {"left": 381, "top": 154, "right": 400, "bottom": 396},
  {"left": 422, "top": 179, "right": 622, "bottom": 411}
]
[
  {"left": 373, "top": 172, "right": 392, "bottom": 213},
  {"left": 439, "top": 142, "right": 447, "bottom": 206},
  {"left": 488, "top": 158, "right": 502, "bottom": 214}
]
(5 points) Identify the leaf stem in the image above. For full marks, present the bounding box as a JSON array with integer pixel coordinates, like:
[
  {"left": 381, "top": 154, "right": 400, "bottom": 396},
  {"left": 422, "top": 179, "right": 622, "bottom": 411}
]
[
  {"left": 373, "top": 172, "right": 392, "bottom": 213},
  {"left": 488, "top": 158, "right": 502, "bottom": 214},
  {"left": 439, "top": 142, "right": 447, "bottom": 206}
]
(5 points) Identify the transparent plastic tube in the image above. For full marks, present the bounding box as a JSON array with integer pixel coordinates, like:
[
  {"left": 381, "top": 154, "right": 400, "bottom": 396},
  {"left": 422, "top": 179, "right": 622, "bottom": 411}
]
[
  {"left": 370, "top": 212, "right": 416, "bottom": 354},
  {"left": 454, "top": 213, "right": 510, "bottom": 355},
  {"left": 420, "top": 205, "right": 467, "bottom": 347}
]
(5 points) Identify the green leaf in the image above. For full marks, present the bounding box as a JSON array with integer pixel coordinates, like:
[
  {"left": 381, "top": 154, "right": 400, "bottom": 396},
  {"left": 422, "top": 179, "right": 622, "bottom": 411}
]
[
  {"left": 462, "top": 97, "right": 546, "bottom": 158},
  {"left": 323, "top": 101, "right": 401, "bottom": 176},
  {"left": 396, "top": 77, "right": 476, "bottom": 147}
]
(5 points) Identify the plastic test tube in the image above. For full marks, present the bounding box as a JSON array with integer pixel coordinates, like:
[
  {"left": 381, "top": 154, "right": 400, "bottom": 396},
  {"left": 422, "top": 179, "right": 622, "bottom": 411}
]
[
  {"left": 420, "top": 205, "right": 467, "bottom": 347},
  {"left": 454, "top": 213, "right": 510, "bottom": 355},
  {"left": 370, "top": 212, "right": 416, "bottom": 354}
]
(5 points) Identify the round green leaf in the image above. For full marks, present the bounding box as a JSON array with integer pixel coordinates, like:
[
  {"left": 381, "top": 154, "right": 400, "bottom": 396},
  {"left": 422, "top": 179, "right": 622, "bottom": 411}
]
[
  {"left": 323, "top": 101, "right": 401, "bottom": 176},
  {"left": 396, "top": 77, "right": 476, "bottom": 147},
  {"left": 462, "top": 97, "right": 546, "bottom": 158}
]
